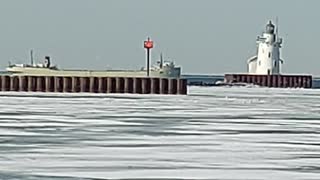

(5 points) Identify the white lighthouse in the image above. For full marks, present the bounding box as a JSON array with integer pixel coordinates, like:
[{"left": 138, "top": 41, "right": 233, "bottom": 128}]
[{"left": 247, "top": 20, "right": 283, "bottom": 75}]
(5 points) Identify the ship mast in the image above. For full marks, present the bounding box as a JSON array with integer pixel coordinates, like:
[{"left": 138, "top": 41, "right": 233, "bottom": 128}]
[
  {"left": 276, "top": 16, "right": 279, "bottom": 41},
  {"left": 30, "top": 50, "right": 34, "bottom": 65},
  {"left": 160, "top": 53, "right": 163, "bottom": 69}
]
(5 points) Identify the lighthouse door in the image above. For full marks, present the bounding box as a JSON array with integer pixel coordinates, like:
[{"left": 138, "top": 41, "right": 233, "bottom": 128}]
[{"left": 267, "top": 69, "right": 270, "bottom": 75}]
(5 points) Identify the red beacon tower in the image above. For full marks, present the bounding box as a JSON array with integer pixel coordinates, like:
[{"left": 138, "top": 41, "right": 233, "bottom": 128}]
[{"left": 144, "top": 37, "right": 154, "bottom": 77}]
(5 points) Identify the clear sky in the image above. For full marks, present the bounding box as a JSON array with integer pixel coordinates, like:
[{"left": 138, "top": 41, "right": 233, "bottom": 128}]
[{"left": 0, "top": 0, "right": 319, "bottom": 75}]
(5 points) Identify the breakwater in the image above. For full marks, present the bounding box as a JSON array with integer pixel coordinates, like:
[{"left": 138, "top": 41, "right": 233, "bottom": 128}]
[
  {"left": 0, "top": 76, "right": 187, "bottom": 95},
  {"left": 225, "top": 74, "right": 312, "bottom": 88}
]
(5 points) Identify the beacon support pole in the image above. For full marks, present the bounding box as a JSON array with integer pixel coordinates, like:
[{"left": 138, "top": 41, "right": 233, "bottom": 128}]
[
  {"left": 147, "top": 48, "right": 150, "bottom": 76},
  {"left": 144, "top": 37, "right": 154, "bottom": 77}
]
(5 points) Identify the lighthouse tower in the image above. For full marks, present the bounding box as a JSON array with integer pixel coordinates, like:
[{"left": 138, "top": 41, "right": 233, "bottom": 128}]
[{"left": 247, "top": 20, "right": 283, "bottom": 75}]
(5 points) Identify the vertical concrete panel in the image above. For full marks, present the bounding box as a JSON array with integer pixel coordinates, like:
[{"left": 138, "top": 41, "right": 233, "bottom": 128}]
[
  {"left": 80, "top": 77, "right": 89, "bottom": 92},
  {"left": 6, "top": 76, "right": 11, "bottom": 91},
  {"left": 115, "top": 77, "right": 125, "bottom": 93},
  {"left": 124, "top": 78, "right": 133, "bottom": 93},
  {"left": 224, "top": 75, "right": 230, "bottom": 83},
  {"left": 246, "top": 75, "right": 251, "bottom": 84},
  {"left": 230, "top": 75, "right": 235, "bottom": 83},
  {"left": 1, "top": 76, "right": 10, "bottom": 91},
  {"left": 26, "top": 76, "right": 31, "bottom": 91},
  {"left": 297, "top": 76, "right": 302, "bottom": 88},
  {"left": 255, "top": 75, "right": 260, "bottom": 85},
  {"left": 305, "top": 76, "right": 310, "bottom": 88},
  {"left": 177, "top": 79, "right": 187, "bottom": 95},
  {"left": 302, "top": 76, "right": 308, "bottom": 88},
  {"left": 302, "top": 76, "right": 307, "bottom": 88},
  {"left": 266, "top": 75, "right": 271, "bottom": 87},
  {"left": 301, "top": 77, "right": 305, "bottom": 88},
  {"left": 275, "top": 75, "right": 279, "bottom": 87},
  {"left": 272, "top": 75, "right": 278, "bottom": 87},
  {"left": 234, "top": 74, "right": 241, "bottom": 82},
  {"left": 106, "top": 77, "right": 111, "bottom": 93},
  {"left": 141, "top": 78, "right": 151, "bottom": 94},
  {"left": 307, "top": 76, "right": 312, "bottom": 88},
  {"left": 261, "top": 75, "right": 267, "bottom": 87},
  {"left": 1, "top": 76, "right": 7, "bottom": 91},
  {"left": 248, "top": 75, "right": 252, "bottom": 84},
  {"left": 27, "top": 76, "right": 36, "bottom": 92},
  {"left": 225, "top": 74, "right": 231, "bottom": 83},
  {"left": 235, "top": 75, "right": 240, "bottom": 83},
  {"left": 107, "top": 77, "right": 116, "bottom": 93},
  {"left": 277, "top": 75, "right": 282, "bottom": 87},
  {"left": 258, "top": 75, "right": 262, "bottom": 86},
  {"left": 183, "top": 79, "right": 188, "bottom": 95},
  {"left": 251, "top": 75, "right": 255, "bottom": 84},
  {"left": 89, "top": 77, "right": 98, "bottom": 93},
  {"left": 295, "top": 76, "right": 300, "bottom": 88},
  {"left": 251, "top": 75, "right": 256, "bottom": 84},
  {"left": 259, "top": 75, "right": 264, "bottom": 85},
  {"left": 71, "top": 77, "right": 79, "bottom": 92},
  {"left": 54, "top": 77, "right": 63, "bottom": 92},
  {"left": 235, "top": 75, "right": 239, "bottom": 83},
  {"left": 133, "top": 78, "right": 142, "bottom": 94},
  {"left": 298, "top": 76, "right": 302, "bottom": 88},
  {"left": 269, "top": 75, "right": 273, "bottom": 87},
  {"left": 19, "top": 76, "right": 27, "bottom": 91},
  {"left": 284, "top": 76, "right": 289, "bottom": 88},
  {"left": 293, "top": 76, "right": 296, "bottom": 88},
  {"left": 160, "top": 78, "right": 168, "bottom": 94},
  {"left": 168, "top": 79, "right": 177, "bottom": 94},
  {"left": 294, "top": 76, "right": 298, "bottom": 88},
  {"left": 45, "top": 76, "right": 54, "bottom": 92},
  {"left": 98, "top": 77, "right": 106, "bottom": 93},
  {"left": 278, "top": 75, "right": 284, "bottom": 88},
  {"left": 63, "top": 77, "right": 72, "bottom": 92},
  {"left": 288, "top": 76, "right": 293, "bottom": 88},
  {"left": 9, "top": 76, "right": 14, "bottom": 91},
  {"left": 151, "top": 78, "right": 160, "bottom": 94},
  {"left": 10, "top": 76, "right": 19, "bottom": 91},
  {"left": 251, "top": 75, "right": 254, "bottom": 84},
  {"left": 241, "top": 75, "right": 246, "bottom": 83},
  {"left": 36, "top": 76, "right": 45, "bottom": 92}
]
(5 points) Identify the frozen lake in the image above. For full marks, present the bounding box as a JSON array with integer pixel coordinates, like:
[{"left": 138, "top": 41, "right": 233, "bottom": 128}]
[{"left": 0, "top": 86, "right": 319, "bottom": 179}]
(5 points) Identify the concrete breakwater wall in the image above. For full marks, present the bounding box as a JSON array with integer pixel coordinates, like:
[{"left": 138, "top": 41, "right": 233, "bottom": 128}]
[
  {"left": 225, "top": 74, "right": 312, "bottom": 88},
  {"left": 0, "top": 76, "right": 188, "bottom": 95}
]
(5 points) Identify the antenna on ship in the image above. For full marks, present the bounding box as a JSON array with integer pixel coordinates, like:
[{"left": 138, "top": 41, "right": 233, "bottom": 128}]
[
  {"left": 30, "top": 50, "right": 34, "bottom": 65},
  {"left": 276, "top": 16, "right": 279, "bottom": 40},
  {"left": 160, "top": 52, "right": 163, "bottom": 69}
]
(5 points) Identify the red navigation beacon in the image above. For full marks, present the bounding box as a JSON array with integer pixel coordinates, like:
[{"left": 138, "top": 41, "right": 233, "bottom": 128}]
[
  {"left": 144, "top": 37, "right": 153, "bottom": 77},
  {"left": 144, "top": 38, "right": 153, "bottom": 49}
]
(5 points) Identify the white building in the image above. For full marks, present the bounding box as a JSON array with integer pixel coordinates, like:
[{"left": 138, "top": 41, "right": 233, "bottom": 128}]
[{"left": 247, "top": 21, "right": 283, "bottom": 75}]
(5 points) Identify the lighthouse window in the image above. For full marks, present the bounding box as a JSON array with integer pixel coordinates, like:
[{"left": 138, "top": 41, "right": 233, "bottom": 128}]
[
  {"left": 274, "top": 61, "right": 277, "bottom": 67},
  {"left": 268, "top": 52, "right": 271, "bottom": 58}
]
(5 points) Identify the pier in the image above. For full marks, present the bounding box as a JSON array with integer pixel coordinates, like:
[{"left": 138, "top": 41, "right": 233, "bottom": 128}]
[
  {"left": 0, "top": 76, "right": 188, "bottom": 95},
  {"left": 224, "top": 74, "right": 312, "bottom": 88}
]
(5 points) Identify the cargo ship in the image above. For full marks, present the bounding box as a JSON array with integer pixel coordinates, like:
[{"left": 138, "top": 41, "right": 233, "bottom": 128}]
[{"left": 5, "top": 51, "right": 181, "bottom": 78}]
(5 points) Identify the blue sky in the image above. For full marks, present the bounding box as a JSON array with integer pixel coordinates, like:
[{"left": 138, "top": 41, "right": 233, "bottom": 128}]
[{"left": 0, "top": 0, "right": 319, "bottom": 75}]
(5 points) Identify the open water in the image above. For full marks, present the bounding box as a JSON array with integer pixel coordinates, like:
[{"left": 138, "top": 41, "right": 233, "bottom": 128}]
[{"left": 0, "top": 86, "right": 319, "bottom": 180}]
